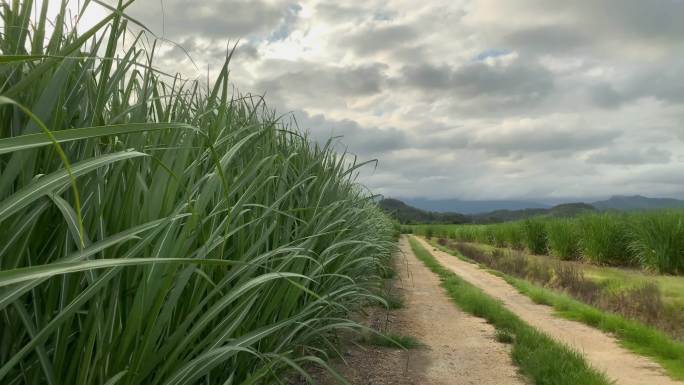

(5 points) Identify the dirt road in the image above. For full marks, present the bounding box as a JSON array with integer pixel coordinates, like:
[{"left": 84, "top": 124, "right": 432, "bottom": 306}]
[
  {"left": 413, "top": 236, "right": 683, "bottom": 385},
  {"left": 328, "top": 236, "right": 523, "bottom": 384}
]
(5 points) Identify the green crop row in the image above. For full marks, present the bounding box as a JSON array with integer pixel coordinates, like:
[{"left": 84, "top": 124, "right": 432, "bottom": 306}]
[
  {"left": 410, "top": 211, "right": 684, "bottom": 274},
  {"left": 0, "top": 2, "right": 394, "bottom": 385}
]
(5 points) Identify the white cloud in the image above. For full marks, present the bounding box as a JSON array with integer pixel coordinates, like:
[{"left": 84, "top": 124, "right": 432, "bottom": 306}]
[{"left": 74, "top": 0, "right": 684, "bottom": 200}]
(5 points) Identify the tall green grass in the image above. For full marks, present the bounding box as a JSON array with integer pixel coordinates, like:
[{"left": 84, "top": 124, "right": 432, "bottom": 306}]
[
  {"left": 0, "top": 2, "right": 394, "bottom": 384},
  {"left": 408, "top": 238, "right": 611, "bottom": 385},
  {"left": 430, "top": 237, "right": 684, "bottom": 381},
  {"left": 487, "top": 223, "right": 525, "bottom": 249},
  {"left": 411, "top": 210, "right": 684, "bottom": 274},
  {"left": 546, "top": 219, "right": 580, "bottom": 260},
  {"left": 522, "top": 218, "right": 547, "bottom": 255},
  {"left": 629, "top": 211, "right": 684, "bottom": 274},
  {"left": 488, "top": 224, "right": 507, "bottom": 247},
  {"left": 578, "top": 213, "right": 631, "bottom": 265},
  {"left": 502, "top": 222, "right": 526, "bottom": 250},
  {"left": 505, "top": 276, "right": 684, "bottom": 381}
]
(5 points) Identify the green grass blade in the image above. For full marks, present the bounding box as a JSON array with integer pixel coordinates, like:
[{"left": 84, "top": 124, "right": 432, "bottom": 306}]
[
  {"left": 0, "top": 151, "right": 146, "bottom": 222},
  {"left": 0, "top": 123, "right": 197, "bottom": 154}
]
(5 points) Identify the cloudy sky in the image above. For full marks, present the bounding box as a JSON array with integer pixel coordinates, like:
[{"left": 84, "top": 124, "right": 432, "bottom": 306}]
[{"left": 87, "top": 1, "right": 684, "bottom": 201}]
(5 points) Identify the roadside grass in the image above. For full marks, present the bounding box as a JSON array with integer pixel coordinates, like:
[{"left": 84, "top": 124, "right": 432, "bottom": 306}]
[
  {"left": 495, "top": 329, "right": 515, "bottom": 344},
  {"left": 583, "top": 267, "right": 684, "bottom": 309},
  {"left": 489, "top": 222, "right": 525, "bottom": 249},
  {"left": 380, "top": 266, "right": 398, "bottom": 279},
  {"left": 578, "top": 213, "right": 632, "bottom": 266},
  {"left": 0, "top": 2, "right": 396, "bottom": 384},
  {"left": 443, "top": 241, "right": 684, "bottom": 310},
  {"left": 408, "top": 237, "right": 611, "bottom": 385},
  {"left": 522, "top": 219, "right": 548, "bottom": 254},
  {"left": 629, "top": 211, "right": 684, "bottom": 274},
  {"left": 362, "top": 333, "right": 423, "bottom": 349},
  {"left": 432, "top": 239, "right": 684, "bottom": 381},
  {"left": 383, "top": 293, "right": 405, "bottom": 310},
  {"left": 504, "top": 276, "right": 684, "bottom": 381},
  {"left": 546, "top": 219, "right": 581, "bottom": 260},
  {"left": 411, "top": 209, "right": 684, "bottom": 274}
]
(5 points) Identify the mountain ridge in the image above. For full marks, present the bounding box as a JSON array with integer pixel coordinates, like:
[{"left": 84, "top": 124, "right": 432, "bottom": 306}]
[
  {"left": 401, "top": 195, "right": 684, "bottom": 214},
  {"left": 592, "top": 195, "right": 684, "bottom": 211},
  {"left": 381, "top": 195, "right": 684, "bottom": 224},
  {"left": 403, "top": 197, "right": 550, "bottom": 215}
]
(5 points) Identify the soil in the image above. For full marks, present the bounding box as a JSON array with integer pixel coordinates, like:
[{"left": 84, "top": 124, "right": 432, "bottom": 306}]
[
  {"left": 413, "top": 236, "right": 684, "bottom": 385},
  {"left": 318, "top": 236, "right": 524, "bottom": 385}
]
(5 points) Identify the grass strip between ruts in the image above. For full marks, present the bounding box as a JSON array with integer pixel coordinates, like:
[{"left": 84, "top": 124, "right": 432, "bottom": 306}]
[
  {"left": 429, "top": 238, "right": 684, "bottom": 381},
  {"left": 408, "top": 236, "right": 611, "bottom": 385}
]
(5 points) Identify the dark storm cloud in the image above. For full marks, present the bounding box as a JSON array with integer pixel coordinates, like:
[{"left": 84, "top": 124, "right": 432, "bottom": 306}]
[
  {"left": 127, "top": 0, "right": 294, "bottom": 39},
  {"left": 315, "top": 3, "right": 367, "bottom": 22},
  {"left": 502, "top": 25, "right": 589, "bottom": 53},
  {"left": 342, "top": 24, "right": 419, "bottom": 55},
  {"left": 589, "top": 83, "right": 625, "bottom": 109},
  {"left": 255, "top": 62, "right": 388, "bottom": 99},
  {"left": 400, "top": 64, "right": 451, "bottom": 90},
  {"left": 235, "top": 43, "right": 260, "bottom": 61},
  {"left": 625, "top": 165, "right": 684, "bottom": 186},
  {"left": 398, "top": 61, "right": 554, "bottom": 110},
  {"left": 587, "top": 147, "right": 671, "bottom": 165},
  {"left": 567, "top": 0, "right": 684, "bottom": 44},
  {"left": 291, "top": 110, "right": 408, "bottom": 155},
  {"left": 471, "top": 125, "right": 617, "bottom": 156},
  {"left": 588, "top": 62, "right": 684, "bottom": 109},
  {"left": 113, "top": 0, "right": 684, "bottom": 200},
  {"left": 161, "top": 37, "right": 205, "bottom": 61},
  {"left": 631, "top": 64, "right": 684, "bottom": 104},
  {"left": 506, "top": 0, "right": 684, "bottom": 46},
  {"left": 156, "top": 38, "right": 260, "bottom": 75},
  {"left": 402, "top": 62, "right": 553, "bottom": 97},
  {"left": 287, "top": 112, "right": 470, "bottom": 158},
  {"left": 390, "top": 45, "right": 429, "bottom": 63},
  {"left": 410, "top": 124, "right": 470, "bottom": 150}
]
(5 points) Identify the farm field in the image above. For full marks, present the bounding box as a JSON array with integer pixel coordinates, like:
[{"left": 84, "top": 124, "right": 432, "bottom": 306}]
[
  {"left": 408, "top": 210, "right": 684, "bottom": 273},
  {"left": 409, "top": 216, "right": 684, "bottom": 339},
  {"left": 315, "top": 236, "right": 525, "bottom": 385},
  {"left": 0, "top": 2, "right": 394, "bottom": 384},
  {"left": 408, "top": 213, "right": 684, "bottom": 299},
  {"left": 412, "top": 231, "right": 684, "bottom": 310},
  {"left": 410, "top": 236, "right": 684, "bottom": 385},
  {"left": 496, "top": 240, "right": 684, "bottom": 308},
  {"left": 406, "top": 213, "right": 684, "bottom": 381},
  {"left": 423, "top": 236, "right": 684, "bottom": 378},
  {"left": 317, "top": 233, "right": 684, "bottom": 385},
  {"left": 4, "top": 1, "right": 684, "bottom": 385}
]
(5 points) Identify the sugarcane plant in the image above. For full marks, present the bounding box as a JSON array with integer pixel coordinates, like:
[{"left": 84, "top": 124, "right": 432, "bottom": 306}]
[{"left": 0, "top": 1, "right": 395, "bottom": 384}]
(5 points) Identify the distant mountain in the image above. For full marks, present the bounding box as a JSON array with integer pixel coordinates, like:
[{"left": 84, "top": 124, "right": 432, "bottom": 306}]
[
  {"left": 591, "top": 195, "right": 684, "bottom": 211},
  {"left": 470, "top": 208, "right": 548, "bottom": 224},
  {"left": 381, "top": 195, "right": 684, "bottom": 225},
  {"left": 380, "top": 198, "right": 594, "bottom": 224},
  {"left": 378, "top": 198, "right": 471, "bottom": 224},
  {"left": 549, "top": 203, "right": 597, "bottom": 217},
  {"left": 471, "top": 203, "right": 596, "bottom": 224},
  {"left": 403, "top": 198, "right": 550, "bottom": 215}
]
